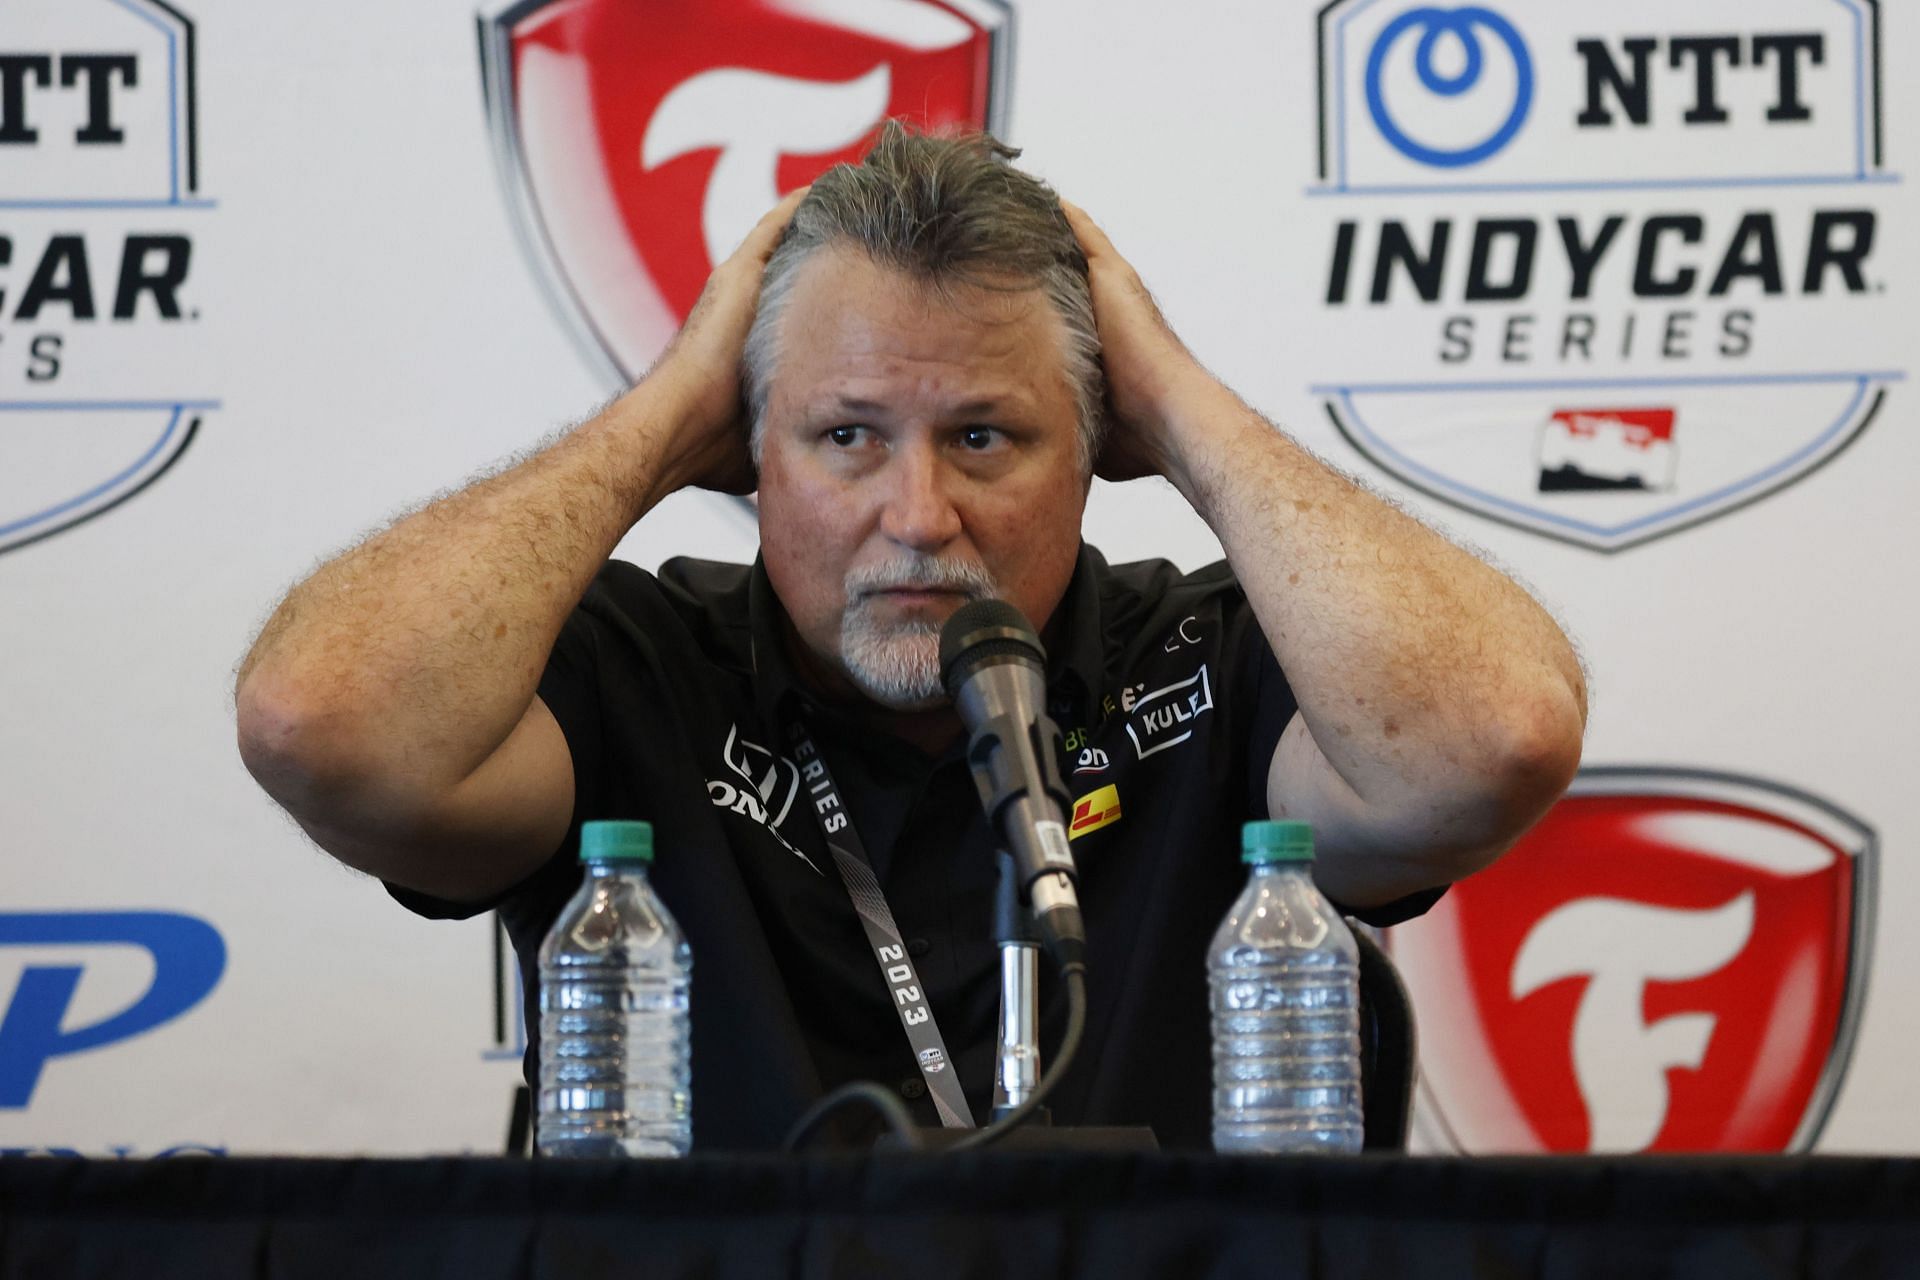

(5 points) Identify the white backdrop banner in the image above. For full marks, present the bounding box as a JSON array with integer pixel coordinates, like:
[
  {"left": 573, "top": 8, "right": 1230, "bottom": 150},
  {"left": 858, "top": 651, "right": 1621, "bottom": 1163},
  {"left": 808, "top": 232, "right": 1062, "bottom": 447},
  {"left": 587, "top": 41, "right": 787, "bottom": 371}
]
[{"left": 1, "top": 0, "right": 1912, "bottom": 1157}]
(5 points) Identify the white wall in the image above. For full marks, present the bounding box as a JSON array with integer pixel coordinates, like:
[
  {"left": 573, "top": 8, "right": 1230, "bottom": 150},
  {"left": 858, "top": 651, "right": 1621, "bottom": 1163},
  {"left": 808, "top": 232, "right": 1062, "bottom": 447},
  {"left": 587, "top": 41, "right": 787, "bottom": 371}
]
[{"left": 1, "top": 0, "right": 1909, "bottom": 1156}]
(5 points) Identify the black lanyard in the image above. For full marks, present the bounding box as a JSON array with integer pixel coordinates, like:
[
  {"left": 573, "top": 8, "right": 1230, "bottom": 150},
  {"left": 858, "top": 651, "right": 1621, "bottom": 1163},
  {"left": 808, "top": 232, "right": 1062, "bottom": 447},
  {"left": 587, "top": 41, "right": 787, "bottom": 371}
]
[{"left": 787, "top": 720, "right": 976, "bottom": 1129}]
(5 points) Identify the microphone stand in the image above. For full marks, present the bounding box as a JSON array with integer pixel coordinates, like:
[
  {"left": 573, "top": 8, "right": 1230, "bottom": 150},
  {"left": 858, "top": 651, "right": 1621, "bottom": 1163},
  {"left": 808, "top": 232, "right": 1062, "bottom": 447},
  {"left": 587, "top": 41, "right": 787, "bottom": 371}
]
[
  {"left": 891, "top": 849, "right": 1147, "bottom": 1151},
  {"left": 864, "top": 600, "right": 1158, "bottom": 1152},
  {"left": 991, "top": 850, "right": 1047, "bottom": 1123}
]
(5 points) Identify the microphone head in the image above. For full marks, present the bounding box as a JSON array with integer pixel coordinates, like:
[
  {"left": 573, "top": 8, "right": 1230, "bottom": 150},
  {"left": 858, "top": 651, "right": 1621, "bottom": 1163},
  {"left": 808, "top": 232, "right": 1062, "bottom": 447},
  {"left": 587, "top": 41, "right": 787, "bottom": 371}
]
[{"left": 940, "top": 598, "right": 1046, "bottom": 696}]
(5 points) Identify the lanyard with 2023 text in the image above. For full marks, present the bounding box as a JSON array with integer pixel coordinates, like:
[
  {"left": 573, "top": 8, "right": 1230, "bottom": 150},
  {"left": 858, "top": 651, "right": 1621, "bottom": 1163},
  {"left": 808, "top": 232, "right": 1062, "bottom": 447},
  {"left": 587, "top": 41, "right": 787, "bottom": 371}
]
[{"left": 786, "top": 720, "right": 977, "bottom": 1129}]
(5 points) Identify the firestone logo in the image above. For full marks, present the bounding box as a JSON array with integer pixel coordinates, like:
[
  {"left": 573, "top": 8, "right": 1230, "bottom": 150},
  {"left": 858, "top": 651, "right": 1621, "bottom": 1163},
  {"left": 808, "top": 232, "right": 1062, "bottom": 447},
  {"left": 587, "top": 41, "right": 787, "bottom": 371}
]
[
  {"left": 1386, "top": 768, "right": 1875, "bottom": 1153},
  {"left": 1310, "top": 1, "right": 1899, "bottom": 551},
  {"left": 477, "top": 0, "right": 1011, "bottom": 392}
]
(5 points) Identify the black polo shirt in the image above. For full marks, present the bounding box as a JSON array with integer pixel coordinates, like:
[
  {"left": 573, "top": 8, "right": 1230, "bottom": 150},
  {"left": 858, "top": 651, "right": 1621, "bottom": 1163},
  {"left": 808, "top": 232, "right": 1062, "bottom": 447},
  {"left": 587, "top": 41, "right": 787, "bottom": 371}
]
[{"left": 389, "top": 544, "right": 1440, "bottom": 1151}]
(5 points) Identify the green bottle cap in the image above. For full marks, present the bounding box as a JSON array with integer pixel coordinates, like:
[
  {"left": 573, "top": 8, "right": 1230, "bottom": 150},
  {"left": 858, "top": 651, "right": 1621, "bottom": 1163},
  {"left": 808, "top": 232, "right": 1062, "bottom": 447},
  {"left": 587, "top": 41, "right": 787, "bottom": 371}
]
[
  {"left": 1242, "top": 819, "right": 1314, "bottom": 864},
  {"left": 579, "top": 820, "right": 654, "bottom": 864}
]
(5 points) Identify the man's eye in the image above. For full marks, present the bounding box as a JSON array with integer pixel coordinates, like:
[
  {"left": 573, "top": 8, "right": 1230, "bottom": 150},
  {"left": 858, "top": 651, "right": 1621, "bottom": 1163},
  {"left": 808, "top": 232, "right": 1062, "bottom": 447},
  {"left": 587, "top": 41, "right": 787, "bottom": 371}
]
[
  {"left": 960, "top": 426, "right": 999, "bottom": 451},
  {"left": 827, "top": 425, "right": 864, "bottom": 447}
]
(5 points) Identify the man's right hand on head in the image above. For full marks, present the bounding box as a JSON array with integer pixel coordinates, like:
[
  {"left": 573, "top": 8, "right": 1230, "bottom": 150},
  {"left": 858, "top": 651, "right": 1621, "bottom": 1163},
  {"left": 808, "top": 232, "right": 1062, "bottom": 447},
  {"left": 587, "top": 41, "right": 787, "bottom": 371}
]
[{"left": 642, "top": 186, "right": 810, "bottom": 497}]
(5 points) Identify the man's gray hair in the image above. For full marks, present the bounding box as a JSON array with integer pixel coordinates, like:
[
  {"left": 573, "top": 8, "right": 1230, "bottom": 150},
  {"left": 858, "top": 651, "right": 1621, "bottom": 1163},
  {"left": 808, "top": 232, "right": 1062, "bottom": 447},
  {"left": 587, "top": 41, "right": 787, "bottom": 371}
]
[{"left": 743, "top": 121, "right": 1106, "bottom": 474}]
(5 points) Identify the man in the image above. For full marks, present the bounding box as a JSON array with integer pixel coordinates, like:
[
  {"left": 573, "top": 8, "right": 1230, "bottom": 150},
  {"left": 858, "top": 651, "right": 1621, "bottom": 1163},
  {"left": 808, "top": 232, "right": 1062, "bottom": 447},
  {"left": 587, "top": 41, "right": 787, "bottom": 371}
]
[{"left": 235, "top": 125, "right": 1587, "bottom": 1149}]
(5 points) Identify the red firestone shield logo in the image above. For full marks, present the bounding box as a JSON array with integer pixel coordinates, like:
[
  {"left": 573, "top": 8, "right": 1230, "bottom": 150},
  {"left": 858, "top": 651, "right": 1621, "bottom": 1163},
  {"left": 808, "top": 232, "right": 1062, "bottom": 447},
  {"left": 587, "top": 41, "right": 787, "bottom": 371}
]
[
  {"left": 1386, "top": 768, "right": 1875, "bottom": 1153},
  {"left": 479, "top": 0, "right": 1011, "bottom": 388}
]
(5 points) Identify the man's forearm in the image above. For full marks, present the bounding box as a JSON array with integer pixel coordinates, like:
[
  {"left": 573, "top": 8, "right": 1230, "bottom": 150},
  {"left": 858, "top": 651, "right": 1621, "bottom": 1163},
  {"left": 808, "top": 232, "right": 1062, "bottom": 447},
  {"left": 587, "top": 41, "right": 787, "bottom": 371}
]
[
  {"left": 1057, "top": 200, "right": 1582, "bottom": 888},
  {"left": 236, "top": 382, "right": 691, "bottom": 804},
  {"left": 1163, "top": 378, "right": 1588, "bottom": 856}
]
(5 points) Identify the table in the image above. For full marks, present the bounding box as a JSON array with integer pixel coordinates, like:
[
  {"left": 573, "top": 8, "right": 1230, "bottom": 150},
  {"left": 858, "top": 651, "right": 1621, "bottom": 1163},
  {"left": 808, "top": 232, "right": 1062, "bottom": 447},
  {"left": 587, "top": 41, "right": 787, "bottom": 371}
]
[{"left": 5, "top": 1152, "right": 1919, "bottom": 1278}]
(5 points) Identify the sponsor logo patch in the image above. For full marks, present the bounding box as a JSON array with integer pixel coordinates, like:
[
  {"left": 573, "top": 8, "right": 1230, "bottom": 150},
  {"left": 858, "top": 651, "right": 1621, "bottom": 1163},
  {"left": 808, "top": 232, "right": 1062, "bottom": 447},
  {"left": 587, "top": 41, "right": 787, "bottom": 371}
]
[
  {"left": 707, "top": 724, "right": 819, "bottom": 873},
  {"left": 1123, "top": 665, "right": 1214, "bottom": 761},
  {"left": 1071, "top": 746, "right": 1111, "bottom": 776},
  {"left": 1068, "top": 784, "right": 1122, "bottom": 839},
  {"left": 1162, "top": 615, "right": 1203, "bottom": 653}
]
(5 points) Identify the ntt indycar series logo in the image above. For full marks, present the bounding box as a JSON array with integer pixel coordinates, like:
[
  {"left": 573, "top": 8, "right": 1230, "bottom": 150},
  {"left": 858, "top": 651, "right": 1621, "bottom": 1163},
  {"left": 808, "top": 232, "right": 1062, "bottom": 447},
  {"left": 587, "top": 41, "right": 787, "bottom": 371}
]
[
  {"left": 0, "top": 0, "right": 218, "bottom": 555},
  {"left": 1311, "top": 1, "right": 1899, "bottom": 552}
]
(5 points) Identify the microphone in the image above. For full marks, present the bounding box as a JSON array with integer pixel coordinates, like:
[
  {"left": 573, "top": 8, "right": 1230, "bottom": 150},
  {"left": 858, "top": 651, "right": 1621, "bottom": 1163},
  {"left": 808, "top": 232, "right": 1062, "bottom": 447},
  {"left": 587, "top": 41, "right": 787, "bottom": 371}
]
[{"left": 940, "top": 599, "right": 1086, "bottom": 970}]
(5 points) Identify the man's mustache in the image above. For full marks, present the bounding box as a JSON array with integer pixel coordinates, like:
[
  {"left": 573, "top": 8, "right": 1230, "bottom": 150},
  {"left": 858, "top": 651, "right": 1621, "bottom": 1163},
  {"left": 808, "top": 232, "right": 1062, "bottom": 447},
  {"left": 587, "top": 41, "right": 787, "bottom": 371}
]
[{"left": 845, "top": 557, "right": 998, "bottom": 601}]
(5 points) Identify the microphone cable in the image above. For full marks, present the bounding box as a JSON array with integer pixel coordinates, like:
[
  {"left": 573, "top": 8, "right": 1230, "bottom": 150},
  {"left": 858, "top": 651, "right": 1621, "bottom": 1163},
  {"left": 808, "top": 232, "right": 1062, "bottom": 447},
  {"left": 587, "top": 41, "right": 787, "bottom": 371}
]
[
  {"left": 780, "top": 961, "right": 1088, "bottom": 1154},
  {"left": 948, "top": 960, "right": 1086, "bottom": 1151},
  {"left": 782, "top": 1080, "right": 926, "bottom": 1153}
]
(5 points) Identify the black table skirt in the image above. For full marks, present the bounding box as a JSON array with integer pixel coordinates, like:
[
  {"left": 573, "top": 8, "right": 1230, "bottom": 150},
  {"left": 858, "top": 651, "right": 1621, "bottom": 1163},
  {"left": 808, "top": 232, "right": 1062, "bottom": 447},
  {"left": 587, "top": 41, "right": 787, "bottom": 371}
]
[{"left": 5, "top": 1153, "right": 1920, "bottom": 1279}]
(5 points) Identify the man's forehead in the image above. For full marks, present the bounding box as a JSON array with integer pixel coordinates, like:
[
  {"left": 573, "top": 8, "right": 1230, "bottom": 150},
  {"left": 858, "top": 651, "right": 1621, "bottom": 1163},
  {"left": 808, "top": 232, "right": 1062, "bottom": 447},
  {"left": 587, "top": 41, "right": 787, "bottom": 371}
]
[
  {"left": 806, "top": 384, "right": 1040, "bottom": 421},
  {"left": 773, "top": 246, "right": 1071, "bottom": 413},
  {"left": 789, "top": 246, "right": 1053, "bottom": 334}
]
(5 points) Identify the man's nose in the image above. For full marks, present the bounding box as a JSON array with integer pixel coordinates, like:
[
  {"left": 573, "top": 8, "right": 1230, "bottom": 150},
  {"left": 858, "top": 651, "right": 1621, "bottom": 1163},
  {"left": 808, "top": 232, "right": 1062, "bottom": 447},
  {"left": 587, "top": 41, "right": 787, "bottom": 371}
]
[{"left": 878, "top": 443, "right": 963, "bottom": 552}]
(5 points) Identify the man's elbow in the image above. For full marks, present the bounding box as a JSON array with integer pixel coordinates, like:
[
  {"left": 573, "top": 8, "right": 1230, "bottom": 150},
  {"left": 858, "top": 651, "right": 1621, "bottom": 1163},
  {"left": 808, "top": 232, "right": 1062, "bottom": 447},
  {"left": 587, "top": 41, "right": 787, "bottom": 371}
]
[
  {"left": 1412, "top": 685, "right": 1585, "bottom": 881},
  {"left": 235, "top": 670, "right": 384, "bottom": 823},
  {"left": 1478, "top": 684, "right": 1586, "bottom": 853}
]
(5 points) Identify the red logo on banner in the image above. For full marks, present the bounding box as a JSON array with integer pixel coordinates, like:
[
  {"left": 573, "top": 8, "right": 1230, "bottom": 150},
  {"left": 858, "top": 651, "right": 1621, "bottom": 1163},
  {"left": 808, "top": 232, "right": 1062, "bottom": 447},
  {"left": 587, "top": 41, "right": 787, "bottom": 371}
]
[
  {"left": 1539, "top": 408, "right": 1679, "bottom": 493},
  {"left": 1387, "top": 769, "right": 1875, "bottom": 1153},
  {"left": 1551, "top": 409, "right": 1675, "bottom": 448},
  {"left": 479, "top": 0, "right": 1011, "bottom": 386}
]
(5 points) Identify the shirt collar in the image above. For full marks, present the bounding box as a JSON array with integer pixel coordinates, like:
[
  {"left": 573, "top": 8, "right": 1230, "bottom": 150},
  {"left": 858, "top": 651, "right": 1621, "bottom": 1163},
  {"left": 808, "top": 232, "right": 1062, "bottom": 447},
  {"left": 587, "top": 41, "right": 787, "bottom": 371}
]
[
  {"left": 745, "top": 544, "right": 1108, "bottom": 738},
  {"left": 746, "top": 555, "right": 810, "bottom": 737},
  {"left": 1046, "top": 543, "right": 1107, "bottom": 727}
]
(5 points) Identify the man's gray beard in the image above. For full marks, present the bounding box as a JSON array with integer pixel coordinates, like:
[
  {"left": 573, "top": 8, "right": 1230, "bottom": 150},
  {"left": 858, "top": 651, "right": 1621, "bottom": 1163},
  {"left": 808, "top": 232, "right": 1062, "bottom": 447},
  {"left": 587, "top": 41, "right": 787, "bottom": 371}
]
[
  {"left": 839, "top": 556, "right": 999, "bottom": 711},
  {"left": 840, "top": 618, "right": 945, "bottom": 711}
]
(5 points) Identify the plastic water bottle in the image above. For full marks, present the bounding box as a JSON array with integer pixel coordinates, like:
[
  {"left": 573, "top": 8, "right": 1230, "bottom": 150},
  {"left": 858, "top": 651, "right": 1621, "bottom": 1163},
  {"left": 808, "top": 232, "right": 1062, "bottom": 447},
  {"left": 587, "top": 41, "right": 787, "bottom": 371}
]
[
  {"left": 1209, "top": 820, "right": 1363, "bottom": 1154},
  {"left": 537, "top": 820, "right": 691, "bottom": 1157}
]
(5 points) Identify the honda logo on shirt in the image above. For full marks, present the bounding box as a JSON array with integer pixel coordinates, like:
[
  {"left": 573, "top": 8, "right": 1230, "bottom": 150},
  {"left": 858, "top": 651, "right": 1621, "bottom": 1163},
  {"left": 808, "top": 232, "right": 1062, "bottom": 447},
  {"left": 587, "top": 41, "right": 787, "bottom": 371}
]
[
  {"left": 1386, "top": 767, "right": 1874, "bottom": 1153},
  {"left": 477, "top": 0, "right": 1012, "bottom": 390}
]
